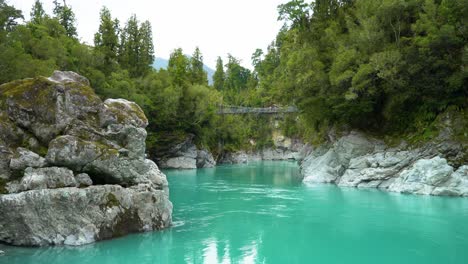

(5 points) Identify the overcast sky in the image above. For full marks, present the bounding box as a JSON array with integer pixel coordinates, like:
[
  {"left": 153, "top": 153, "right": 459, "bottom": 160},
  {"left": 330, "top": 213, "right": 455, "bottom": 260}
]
[{"left": 9, "top": 0, "right": 289, "bottom": 69}]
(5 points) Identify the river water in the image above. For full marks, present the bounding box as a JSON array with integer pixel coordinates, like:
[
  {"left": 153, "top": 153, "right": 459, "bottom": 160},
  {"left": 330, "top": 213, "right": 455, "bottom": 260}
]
[{"left": 2, "top": 161, "right": 468, "bottom": 263}]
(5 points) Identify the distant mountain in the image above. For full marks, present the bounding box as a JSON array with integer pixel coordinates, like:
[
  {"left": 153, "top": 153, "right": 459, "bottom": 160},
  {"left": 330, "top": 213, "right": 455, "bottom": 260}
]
[
  {"left": 152, "top": 57, "right": 169, "bottom": 70},
  {"left": 152, "top": 57, "right": 214, "bottom": 85}
]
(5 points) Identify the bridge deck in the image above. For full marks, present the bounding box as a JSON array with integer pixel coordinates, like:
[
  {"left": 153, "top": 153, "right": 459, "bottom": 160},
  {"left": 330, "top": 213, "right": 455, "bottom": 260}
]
[{"left": 217, "top": 106, "right": 298, "bottom": 115}]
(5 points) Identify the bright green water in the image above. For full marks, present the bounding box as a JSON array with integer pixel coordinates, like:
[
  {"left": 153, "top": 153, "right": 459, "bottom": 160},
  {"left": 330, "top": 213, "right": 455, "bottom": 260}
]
[{"left": 2, "top": 161, "right": 468, "bottom": 264}]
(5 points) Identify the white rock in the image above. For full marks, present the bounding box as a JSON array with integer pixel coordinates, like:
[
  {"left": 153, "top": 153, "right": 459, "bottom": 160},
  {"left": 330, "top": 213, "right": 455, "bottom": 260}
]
[{"left": 20, "top": 167, "right": 78, "bottom": 191}]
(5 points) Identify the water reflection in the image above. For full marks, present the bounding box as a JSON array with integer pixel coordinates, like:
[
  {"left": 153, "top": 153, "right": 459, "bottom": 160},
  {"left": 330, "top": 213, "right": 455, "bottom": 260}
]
[{"left": 2, "top": 161, "right": 468, "bottom": 264}]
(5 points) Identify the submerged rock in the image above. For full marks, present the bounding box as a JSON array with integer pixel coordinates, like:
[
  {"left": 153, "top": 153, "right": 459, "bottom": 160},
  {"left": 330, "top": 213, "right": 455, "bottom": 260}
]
[{"left": 0, "top": 71, "right": 172, "bottom": 246}]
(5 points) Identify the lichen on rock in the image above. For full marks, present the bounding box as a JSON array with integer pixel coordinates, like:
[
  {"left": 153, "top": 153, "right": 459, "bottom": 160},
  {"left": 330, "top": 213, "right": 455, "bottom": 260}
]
[{"left": 0, "top": 71, "right": 172, "bottom": 246}]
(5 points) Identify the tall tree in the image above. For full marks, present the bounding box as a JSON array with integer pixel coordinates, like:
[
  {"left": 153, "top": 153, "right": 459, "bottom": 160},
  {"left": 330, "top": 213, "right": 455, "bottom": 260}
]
[
  {"left": 30, "top": 0, "right": 46, "bottom": 25},
  {"left": 137, "top": 20, "right": 154, "bottom": 75},
  {"left": 213, "top": 57, "right": 225, "bottom": 91},
  {"left": 94, "top": 7, "right": 119, "bottom": 73},
  {"left": 189, "top": 47, "right": 208, "bottom": 85},
  {"left": 53, "top": 0, "right": 77, "bottom": 38},
  {"left": 119, "top": 15, "right": 154, "bottom": 77},
  {"left": 168, "top": 48, "right": 189, "bottom": 87},
  {"left": 224, "top": 54, "right": 251, "bottom": 92}
]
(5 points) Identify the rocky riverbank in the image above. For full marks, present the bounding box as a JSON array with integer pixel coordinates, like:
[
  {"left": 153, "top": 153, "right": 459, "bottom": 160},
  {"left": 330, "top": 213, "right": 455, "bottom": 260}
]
[
  {"left": 155, "top": 135, "right": 216, "bottom": 169},
  {"left": 219, "top": 134, "right": 311, "bottom": 164},
  {"left": 301, "top": 110, "right": 467, "bottom": 196},
  {"left": 0, "top": 71, "right": 172, "bottom": 246}
]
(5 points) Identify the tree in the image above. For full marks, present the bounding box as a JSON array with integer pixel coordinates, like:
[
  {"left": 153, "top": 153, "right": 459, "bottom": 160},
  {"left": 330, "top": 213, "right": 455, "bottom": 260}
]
[
  {"left": 119, "top": 15, "right": 154, "bottom": 77},
  {"left": 0, "top": 0, "right": 23, "bottom": 33},
  {"left": 137, "top": 20, "right": 154, "bottom": 75},
  {"left": 168, "top": 48, "right": 189, "bottom": 87},
  {"left": 224, "top": 54, "right": 251, "bottom": 92},
  {"left": 30, "top": 0, "right": 46, "bottom": 25},
  {"left": 189, "top": 47, "right": 208, "bottom": 85},
  {"left": 53, "top": 0, "right": 77, "bottom": 38},
  {"left": 213, "top": 57, "right": 225, "bottom": 91},
  {"left": 94, "top": 7, "right": 119, "bottom": 73}
]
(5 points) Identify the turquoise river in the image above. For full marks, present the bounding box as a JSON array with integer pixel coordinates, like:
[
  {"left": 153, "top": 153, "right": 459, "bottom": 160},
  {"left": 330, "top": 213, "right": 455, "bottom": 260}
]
[{"left": 1, "top": 161, "right": 468, "bottom": 264}]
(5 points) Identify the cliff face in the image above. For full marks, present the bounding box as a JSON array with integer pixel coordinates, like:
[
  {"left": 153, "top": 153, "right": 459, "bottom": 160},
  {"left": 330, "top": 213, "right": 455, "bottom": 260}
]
[
  {"left": 301, "top": 110, "right": 468, "bottom": 197},
  {"left": 0, "top": 71, "right": 172, "bottom": 246}
]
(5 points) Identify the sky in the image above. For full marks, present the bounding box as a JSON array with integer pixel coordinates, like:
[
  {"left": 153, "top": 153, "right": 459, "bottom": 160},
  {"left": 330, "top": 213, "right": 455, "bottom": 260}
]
[{"left": 9, "top": 0, "right": 290, "bottom": 69}]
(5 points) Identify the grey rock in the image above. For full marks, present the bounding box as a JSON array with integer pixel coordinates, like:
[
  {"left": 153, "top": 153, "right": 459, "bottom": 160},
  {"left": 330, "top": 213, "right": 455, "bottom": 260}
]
[
  {"left": 3, "top": 74, "right": 101, "bottom": 144},
  {"left": 432, "top": 166, "right": 468, "bottom": 196},
  {"left": 338, "top": 151, "right": 414, "bottom": 187},
  {"left": 85, "top": 158, "right": 168, "bottom": 189},
  {"left": 160, "top": 156, "right": 197, "bottom": 169},
  {"left": 20, "top": 167, "right": 77, "bottom": 191},
  {"left": 300, "top": 129, "right": 467, "bottom": 197},
  {"left": 46, "top": 135, "right": 114, "bottom": 172},
  {"left": 75, "top": 173, "right": 93, "bottom": 187},
  {"left": 219, "top": 151, "right": 262, "bottom": 164},
  {"left": 5, "top": 180, "right": 21, "bottom": 194},
  {"left": 302, "top": 131, "right": 378, "bottom": 184},
  {"left": 100, "top": 99, "right": 148, "bottom": 129},
  {"left": 10, "top": 148, "right": 46, "bottom": 172},
  {"left": 0, "top": 184, "right": 172, "bottom": 246},
  {"left": 388, "top": 157, "right": 454, "bottom": 195},
  {"left": 48, "top": 70, "right": 90, "bottom": 86},
  {"left": 156, "top": 136, "right": 197, "bottom": 169},
  {"left": 196, "top": 149, "right": 216, "bottom": 168},
  {"left": 302, "top": 149, "right": 343, "bottom": 183},
  {"left": 105, "top": 124, "right": 147, "bottom": 159},
  {"left": 0, "top": 71, "right": 173, "bottom": 247},
  {"left": 0, "top": 148, "right": 12, "bottom": 180}
]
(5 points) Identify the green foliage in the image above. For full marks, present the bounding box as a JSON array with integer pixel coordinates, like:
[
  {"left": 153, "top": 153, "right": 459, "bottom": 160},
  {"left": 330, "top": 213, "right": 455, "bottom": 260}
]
[
  {"left": 53, "top": 0, "right": 77, "bottom": 38},
  {"left": 213, "top": 57, "right": 225, "bottom": 91},
  {"left": 263, "top": 0, "right": 467, "bottom": 137}
]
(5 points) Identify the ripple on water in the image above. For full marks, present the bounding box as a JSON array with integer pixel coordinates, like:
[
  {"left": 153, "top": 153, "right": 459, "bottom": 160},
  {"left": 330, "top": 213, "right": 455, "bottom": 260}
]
[{"left": 3, "top": 162, "right": 468, "bottom": 264}]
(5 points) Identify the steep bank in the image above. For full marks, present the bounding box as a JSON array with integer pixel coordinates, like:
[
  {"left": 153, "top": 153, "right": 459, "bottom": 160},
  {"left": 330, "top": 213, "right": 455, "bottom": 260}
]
[
  {"left": 155, "top": 135, "right": 216, "bottom": 169},
  {"left": 301, "top": 110, "right": 467, "bottom": 196},
  {"left": 0, "top": 72, "right": 172, "bottom": 246},
  {"left": 219, "top": 134, "right": 310, "bottom": 164},
  {"left": 155, "top": 123, "right": 310, "bottom": 168}
]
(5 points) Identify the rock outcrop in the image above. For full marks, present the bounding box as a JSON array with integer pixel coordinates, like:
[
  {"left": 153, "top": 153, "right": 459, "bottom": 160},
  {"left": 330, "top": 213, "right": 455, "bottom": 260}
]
[
  {"left": 301, "top": 125, "right": 468, "bottom": 197},
  {"left": 156, "top": 135, "right": 216, "bottom": 169},
  {"left": 0, "top": 71, "right": 172, "bottom": 246},
  {"left": 220, "top": 137, "right": 310, "bottom": 164}
]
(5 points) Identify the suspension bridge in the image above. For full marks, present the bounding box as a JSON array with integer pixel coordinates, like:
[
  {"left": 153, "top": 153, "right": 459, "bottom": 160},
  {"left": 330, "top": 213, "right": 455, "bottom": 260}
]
[{"left": 217, "top": 105, "right": 298, "bottom": 115}]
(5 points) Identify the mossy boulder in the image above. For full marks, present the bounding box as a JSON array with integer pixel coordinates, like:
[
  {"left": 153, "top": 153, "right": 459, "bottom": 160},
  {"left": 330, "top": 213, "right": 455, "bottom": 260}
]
[
  {"left": 0, "top": 71, "right": 172, "bottom": 246},
  {"left": 0, "top": 72, "right": 102, "bottom": 145}
]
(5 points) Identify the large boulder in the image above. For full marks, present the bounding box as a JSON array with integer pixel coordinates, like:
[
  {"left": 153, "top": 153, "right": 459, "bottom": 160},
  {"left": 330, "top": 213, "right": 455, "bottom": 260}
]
[
  {"left": 19, "top": 167, "right": 77, "bottom": 191},
  {"left": 1, "top": 73, "right": 101, "bottom": 144},
  {"left": 157, "top": 135, "right": 218, "bottom": 169},
  {"left": 302, "top": 131, "right": 378, "bottom": 183},
  {"left": 10, "top": 148, "right": 46, "bottom": 172},
  {"left": 388, "top": 157, "right": 454, "bottom": 195},
  {"left": 196, "top": 149, "right": 216, "bottom": 168},
  {"left": 0, "top": 71, "right": 172, "bottom": 246},
  {"left": 0, "top": 184, "right": 172, "bottom": 246}
]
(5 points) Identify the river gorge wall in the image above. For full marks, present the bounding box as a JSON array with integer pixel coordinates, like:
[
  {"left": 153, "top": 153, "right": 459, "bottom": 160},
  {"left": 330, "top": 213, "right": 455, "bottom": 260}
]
[
  {"left": 156, "top": 130, "right": 311, "bottom": 169},
  {"left": 0, "top": 72, "right": 172, "bottom": 246},
  {"left": 300, "top": 111, "right": 467, "bottom": 197}
]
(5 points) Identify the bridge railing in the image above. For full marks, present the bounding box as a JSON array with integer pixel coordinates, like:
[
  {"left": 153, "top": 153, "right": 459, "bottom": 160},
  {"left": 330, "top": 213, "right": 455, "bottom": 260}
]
[{"left": 217, "top": 105, "right": 298, "bottom": 115}]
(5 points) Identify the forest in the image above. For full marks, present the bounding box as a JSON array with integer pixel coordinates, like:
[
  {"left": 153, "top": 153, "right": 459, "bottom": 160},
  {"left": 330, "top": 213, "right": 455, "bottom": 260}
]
[{"left": 0, "top": 0, "right": 466, "bottom": 156}]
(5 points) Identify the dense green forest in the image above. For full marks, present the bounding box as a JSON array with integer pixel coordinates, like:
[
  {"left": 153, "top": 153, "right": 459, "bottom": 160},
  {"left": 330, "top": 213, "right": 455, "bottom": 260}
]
[{"left": 1, "top": 0, "right": 466, "bottom": 156}]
